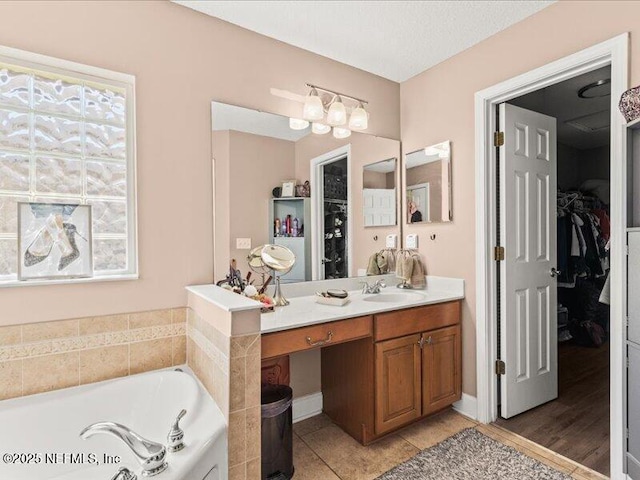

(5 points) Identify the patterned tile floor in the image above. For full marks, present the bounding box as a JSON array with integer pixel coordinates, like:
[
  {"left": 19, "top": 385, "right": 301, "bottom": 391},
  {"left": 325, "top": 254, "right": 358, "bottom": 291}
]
[{"left": 291, "top": 409, "right": 608, "bottom": 480}]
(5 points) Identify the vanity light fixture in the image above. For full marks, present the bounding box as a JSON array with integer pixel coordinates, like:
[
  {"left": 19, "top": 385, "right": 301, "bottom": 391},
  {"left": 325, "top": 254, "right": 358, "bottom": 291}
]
[
  {"left": 348, "top": 102, "right": 368, "bottom": 130},
  {"left": 289, "top": 118, "right": 309, "bottom": 130},
  {"left": 312, "top": 122, "right": 331, "bottom": 134},
  {"left": 294, "top": 84, "right": 369, "bottom": 134},
  {"left": 303, "top": 87, "right": 324, "bottom": 121},
  {"left": 326, "top": 95, "right": 347, "bottom": 126},
  {"left": 333, "top": 127, "right": 351, "bottom": 139}
]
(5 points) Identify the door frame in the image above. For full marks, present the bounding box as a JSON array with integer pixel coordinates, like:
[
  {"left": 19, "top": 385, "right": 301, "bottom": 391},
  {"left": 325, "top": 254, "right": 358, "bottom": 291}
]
[
  {"left": 310, "top": 144, "right": 353, "bottom": 280},
  {"left": 407, "top": 182, "right": 431, "bottom": 223},
  {"left": 474, "top": 33, "right": 628, "bottom": 478}
]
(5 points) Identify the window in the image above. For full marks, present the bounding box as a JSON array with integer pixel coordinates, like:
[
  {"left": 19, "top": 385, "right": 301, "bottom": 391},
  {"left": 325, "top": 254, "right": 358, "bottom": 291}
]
[{"left": 0, "top": 47, "right": 136, "bottom": 284}]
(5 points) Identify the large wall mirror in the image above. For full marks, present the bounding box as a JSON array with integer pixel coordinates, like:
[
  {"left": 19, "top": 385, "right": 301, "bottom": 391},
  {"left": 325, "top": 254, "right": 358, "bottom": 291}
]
[
  {"left": 211, "top": 102, "right": 401, "bottom": 284},
  {"left": 405, "top": 141, "right": 452, "bottom": 224}
]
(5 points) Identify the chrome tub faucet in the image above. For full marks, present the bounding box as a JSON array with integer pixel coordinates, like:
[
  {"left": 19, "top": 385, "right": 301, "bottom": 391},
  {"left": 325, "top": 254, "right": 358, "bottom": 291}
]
[{"left": 80, "top": 422, "right": 167, "bottom": 477}]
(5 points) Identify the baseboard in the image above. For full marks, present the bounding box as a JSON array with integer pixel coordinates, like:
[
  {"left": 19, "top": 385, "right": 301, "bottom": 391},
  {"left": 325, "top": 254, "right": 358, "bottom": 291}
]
[
  {"left": 292, "top": 392, "right": 323, "bottom": 423},
  {"left": 453, "top": 393, "right": 478, "bottom": 420}
]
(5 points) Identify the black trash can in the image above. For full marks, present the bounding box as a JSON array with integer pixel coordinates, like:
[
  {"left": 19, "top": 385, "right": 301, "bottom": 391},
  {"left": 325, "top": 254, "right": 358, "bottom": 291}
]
[{"left": 261, "top": 385, "right": 294, "bottom": 480}]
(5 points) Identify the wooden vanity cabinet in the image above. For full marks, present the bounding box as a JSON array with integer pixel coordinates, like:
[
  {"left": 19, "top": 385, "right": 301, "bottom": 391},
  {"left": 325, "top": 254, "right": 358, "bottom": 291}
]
[{"left": 321, "top": 300, "right": 462, "bottom": 443}]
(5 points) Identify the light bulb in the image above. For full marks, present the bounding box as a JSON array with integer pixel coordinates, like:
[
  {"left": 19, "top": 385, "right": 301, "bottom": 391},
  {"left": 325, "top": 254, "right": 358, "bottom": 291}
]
[
  {"left": 326, "top": 96, "right": 347, "bottom": 126},
  {"left": 289, "top": 118, "right": 309, "bottom": 130},
  {"left": 312, "top": 123, "right": 331, "bottom": 135},
  {"left": 333, "top": 127, "right": 351, "bottom": 139},
  {"left": 348, "top": 103, "right": 368, "bottom": 130},
  {"left": 303, "top": 88, "right": 324, "bottom": 121}
]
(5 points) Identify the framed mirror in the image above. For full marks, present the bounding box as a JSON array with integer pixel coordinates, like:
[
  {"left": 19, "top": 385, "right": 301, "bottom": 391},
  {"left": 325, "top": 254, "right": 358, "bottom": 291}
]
[
  {"left": 362, "top": 158, "right": 397, "bottom": 227},
  {"left": 405, "top": 141, "right": 452, "bottom": 224},
  {"left": 211, "top": 101, "right": 401, "bottom": 284}
]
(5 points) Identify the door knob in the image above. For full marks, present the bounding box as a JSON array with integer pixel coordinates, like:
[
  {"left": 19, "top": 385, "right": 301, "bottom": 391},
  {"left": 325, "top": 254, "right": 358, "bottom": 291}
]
[{"left": 550, "top": 268, "right": 561, "bottom": 278}]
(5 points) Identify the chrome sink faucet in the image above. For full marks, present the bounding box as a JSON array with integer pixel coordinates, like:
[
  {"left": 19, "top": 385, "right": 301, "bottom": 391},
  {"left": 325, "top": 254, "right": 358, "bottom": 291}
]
[
  {"left": 80, "top": 422, "right": 167, "bottom": 477},
  {"left": 361, "top": 279, "right": 386, "bottom": 294}
]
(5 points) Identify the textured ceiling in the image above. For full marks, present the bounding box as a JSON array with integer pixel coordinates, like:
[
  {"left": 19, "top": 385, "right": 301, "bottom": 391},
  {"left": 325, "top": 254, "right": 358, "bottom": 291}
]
[{"left": 174, "top": 0, "right": 555, "bottom": 82}]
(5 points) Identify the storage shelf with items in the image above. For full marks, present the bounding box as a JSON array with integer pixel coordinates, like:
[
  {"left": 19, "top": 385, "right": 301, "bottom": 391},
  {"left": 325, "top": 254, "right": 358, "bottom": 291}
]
[
  {"left": 323, "top": 199, "right": 347, "bottom": 279},
  {"left": 269, "top": 198, "right": 311, "bottom": 282}
]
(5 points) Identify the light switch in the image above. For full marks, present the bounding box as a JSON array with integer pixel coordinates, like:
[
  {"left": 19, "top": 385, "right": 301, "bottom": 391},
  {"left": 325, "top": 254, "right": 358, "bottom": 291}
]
[
  {"left": 236, "top": 238, "right": 252, "bottom": 249},
  {"left": 406, "top": 234, "right": 418, "bottom": 249},
  {"left": 386, "top": 234, "right": 397, "bottom": 249}
]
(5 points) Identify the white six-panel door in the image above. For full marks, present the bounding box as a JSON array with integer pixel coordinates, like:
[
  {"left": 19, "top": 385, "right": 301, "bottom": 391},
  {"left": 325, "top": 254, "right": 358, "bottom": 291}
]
[{"left": 499, "top": 103, "right": 558, "bottom": 419}]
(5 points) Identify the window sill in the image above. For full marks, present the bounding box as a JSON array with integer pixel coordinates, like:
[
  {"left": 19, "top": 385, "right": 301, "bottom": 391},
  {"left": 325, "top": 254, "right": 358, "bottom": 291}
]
[{"left": 0, "top": 273, "right": 139, "bottom": 288}]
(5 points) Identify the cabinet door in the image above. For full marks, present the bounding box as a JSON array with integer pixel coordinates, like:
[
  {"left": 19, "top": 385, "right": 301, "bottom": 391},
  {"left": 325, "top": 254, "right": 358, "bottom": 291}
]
[
  {"left": 375, "top": 334, "right": 422, "bottom": 435},
  {"left": 422, "top": 325, "right": 461, "bottom": 415}
]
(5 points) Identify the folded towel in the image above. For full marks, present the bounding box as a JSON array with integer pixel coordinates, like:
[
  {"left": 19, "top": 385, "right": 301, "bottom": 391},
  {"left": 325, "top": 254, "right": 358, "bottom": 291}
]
[
  {"left": 382, "top": 250, "right": 396, "bottom": 273},
  {"left": 376, "top": 252, "right": 388, "bottom": 274},
  {"left": 410, "top": 255, "right": 426, "bottom": 288},
  {"left": 396, "top": 255, "right": 413, "bottom": 282},
  {"left": 367, "top": 253, "right": 381, "bottom": 276}
]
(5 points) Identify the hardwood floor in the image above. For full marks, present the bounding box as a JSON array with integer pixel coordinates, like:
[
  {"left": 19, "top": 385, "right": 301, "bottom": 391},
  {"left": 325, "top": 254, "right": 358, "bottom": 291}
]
[{"left": 496, "top": 341, "right": 610, "bottom": 476}]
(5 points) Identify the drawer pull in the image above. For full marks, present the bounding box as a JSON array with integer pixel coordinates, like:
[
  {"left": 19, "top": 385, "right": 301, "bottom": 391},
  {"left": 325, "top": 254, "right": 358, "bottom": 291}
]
[{"left": 306, "top": 331, "right": 333, "bottom": 347}]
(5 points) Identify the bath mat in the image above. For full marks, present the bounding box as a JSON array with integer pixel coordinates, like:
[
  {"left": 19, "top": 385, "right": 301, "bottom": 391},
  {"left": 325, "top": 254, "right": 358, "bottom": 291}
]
[{"left": 376, "top": 428, "right": 571, "bottom": 480}]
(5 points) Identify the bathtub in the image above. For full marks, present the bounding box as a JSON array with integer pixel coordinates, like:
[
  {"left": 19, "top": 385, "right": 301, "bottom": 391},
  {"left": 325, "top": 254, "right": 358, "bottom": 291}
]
[{"left": 0, "top": 367, "right": 227, "bottom": 480}]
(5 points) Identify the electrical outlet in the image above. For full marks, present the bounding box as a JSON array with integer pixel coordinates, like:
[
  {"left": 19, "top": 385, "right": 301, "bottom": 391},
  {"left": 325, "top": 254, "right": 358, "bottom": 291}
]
[
  {"left": 236, "top": 238, "right": 252, "bottom": 250},
  {"left": 386, "top": 234, "right": 397, "bottom": 249},
  {"left": 406, "top": 234, "right": 418, "bottom": 249}
]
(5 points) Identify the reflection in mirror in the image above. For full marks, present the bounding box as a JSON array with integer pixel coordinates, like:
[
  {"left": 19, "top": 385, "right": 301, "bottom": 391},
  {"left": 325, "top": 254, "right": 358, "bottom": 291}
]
[
  {"left": 363, "top": 158, "right": 397, "bottom": 227},
  {"left": 405, "top": 141, "right": 452, "bottom": 224},
  {"left": 211, "top": 101, "right": 401, "bottom": 284}
]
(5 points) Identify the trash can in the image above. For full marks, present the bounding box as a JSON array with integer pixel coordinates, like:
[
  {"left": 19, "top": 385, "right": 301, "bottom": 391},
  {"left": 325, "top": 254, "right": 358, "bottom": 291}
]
[{"left": 261, "top": 385, "right": 294, "bottom": 480}]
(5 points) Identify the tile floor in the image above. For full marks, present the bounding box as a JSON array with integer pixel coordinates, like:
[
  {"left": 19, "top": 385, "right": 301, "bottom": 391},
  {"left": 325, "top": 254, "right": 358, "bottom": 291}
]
[{"left": 292, "top": 409, "right": 608, "bottom": 480}]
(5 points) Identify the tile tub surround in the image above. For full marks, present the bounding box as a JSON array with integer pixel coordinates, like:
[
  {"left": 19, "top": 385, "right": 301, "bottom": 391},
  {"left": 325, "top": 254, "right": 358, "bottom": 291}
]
[
  {"left": 0, "top": 308, "right": 187, "bottom": 401},
  {"left": 186, "top": 286, "right": 263, "bottom": 480}
]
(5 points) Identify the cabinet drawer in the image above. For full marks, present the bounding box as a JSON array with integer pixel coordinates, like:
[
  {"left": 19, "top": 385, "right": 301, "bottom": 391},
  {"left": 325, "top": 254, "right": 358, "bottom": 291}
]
[
  {"left": 262, "top": 316, "right": 373, "bottom": 359},
  {"left": 374, "top": 301, "right": 460, "bottom": 342}
]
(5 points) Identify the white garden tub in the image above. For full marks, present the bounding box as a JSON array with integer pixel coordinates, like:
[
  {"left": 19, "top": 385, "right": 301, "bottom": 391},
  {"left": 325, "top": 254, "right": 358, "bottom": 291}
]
[{"left": 0, "top": 367, "right": 227, "bottom": 480}]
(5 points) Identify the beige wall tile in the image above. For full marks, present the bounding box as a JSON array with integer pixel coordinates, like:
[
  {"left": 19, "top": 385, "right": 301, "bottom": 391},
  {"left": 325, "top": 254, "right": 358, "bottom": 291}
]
[
  {"left": 79, "top": 314, "right": 129, "bottom": 335},
  {"left": 229, "top": 463, "right": 246, "bottom": 480},
  {"left": 22, "top": 319, "right": 78, "bottom": 343},
  {"left": 80, "top": 345, "right": 129, "bottom": 384},
  {"left": 230, "top": 356, "right": 246, "bottom": 412},
  {"left": 0, "top": 360, "right": 22, "bottom": 400},
  {"left": 130, "top": 338, "right": 172, "bottom": 374},
  {"left": 23, "top": 352, "right": 79, "bottom": 396},
  {"left": 245, "top": 354, "right": 260, "bottom": 409},
  {"left": 246, "top": 457, "right": 261, "bottom": 480},
  {"left": 129, "top": 309, "right": 172, "bottom": 329},
  {"left": 171, "top": 308, "right": 187, "bottom": 324},
  {"left": 245, "top": 406, "right": 260, "bottom": 460},
  {"left": 213, "top": 364, "right": 230, "bottom": 418},
  {"left": 0, "top": 325, "right": 22, "bottom": 346},
  {"left": 172, "top": 335, "right": 186, "bottom": 365},
  {"left": 229, "top": 409, "right": 247, "bottom": 467},
  {"left": 231, "top": 334, "right": 260, "bottom": 358}
]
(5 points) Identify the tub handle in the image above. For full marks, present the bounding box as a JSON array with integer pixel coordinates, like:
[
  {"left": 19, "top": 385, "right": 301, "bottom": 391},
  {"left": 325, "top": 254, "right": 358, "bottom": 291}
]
[
  {"left": 167, "top": 409, "right": 187, "bottom": 452},
  {"left": 110, "top": 467, "right": 137, "bottom": 480}
]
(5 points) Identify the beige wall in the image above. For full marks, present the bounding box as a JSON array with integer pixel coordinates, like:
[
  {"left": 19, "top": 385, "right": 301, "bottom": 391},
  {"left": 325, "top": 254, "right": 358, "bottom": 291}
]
[
  {"left": 0, "top": 0, "right": 399, "bottom": 327},
  {"left": 400, "top": 0, "right": 640, "bottom": 396},
  {"left": 213, "top": 130, "right": 296, "bottom": 281},
  {"left": 294, "top": 133, "right": 401, "bottom": 274}
]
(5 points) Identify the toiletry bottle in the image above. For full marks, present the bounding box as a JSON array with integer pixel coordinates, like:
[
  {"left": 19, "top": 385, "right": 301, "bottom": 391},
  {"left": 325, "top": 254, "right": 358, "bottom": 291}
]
[
  {"left": 275, "top": 218, "right": 281, "bottom": 237},
  {"left": 286, "top": 215, "right": 292, "bottom": 236},
  {"left": 292, "top": 218, "right": 299, "bottom": 237}
]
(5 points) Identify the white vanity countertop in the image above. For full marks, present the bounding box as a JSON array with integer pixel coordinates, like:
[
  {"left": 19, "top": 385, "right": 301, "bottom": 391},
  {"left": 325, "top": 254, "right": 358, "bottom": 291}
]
[
  {"left": 261, "top": 276, "right": 464, "bottom": 333},
  {"left": 186, "top": 284, "right": 262, "bottom": 312}
]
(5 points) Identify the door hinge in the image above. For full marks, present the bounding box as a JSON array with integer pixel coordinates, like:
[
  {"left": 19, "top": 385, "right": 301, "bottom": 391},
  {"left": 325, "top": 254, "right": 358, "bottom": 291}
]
[
  {"left": 494, "top": 246, "right": 505, "bottom": 261},
  {"left": 495, "top": 359, "right": 506, "bottom": 375},
  {"left": 494, "top": 131, "right": 504, "bottom": 147}
]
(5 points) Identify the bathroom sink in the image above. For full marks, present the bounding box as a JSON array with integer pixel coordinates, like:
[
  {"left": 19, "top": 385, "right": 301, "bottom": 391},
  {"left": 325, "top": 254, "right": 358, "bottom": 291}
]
[{"left": 362, "top": 292, "right": 423, "bottom": 303}]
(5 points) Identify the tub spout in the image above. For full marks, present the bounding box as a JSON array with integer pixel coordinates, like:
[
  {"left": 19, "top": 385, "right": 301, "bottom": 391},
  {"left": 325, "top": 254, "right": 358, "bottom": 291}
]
[{"left": 80, "top": 422, "right": 167, "bottom": 477}]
